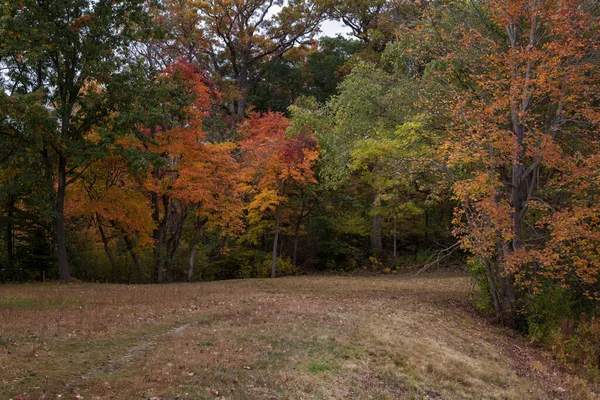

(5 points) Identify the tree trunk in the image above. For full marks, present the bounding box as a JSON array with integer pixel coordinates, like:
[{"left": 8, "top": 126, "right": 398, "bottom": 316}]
[
  {"left": 484, "top": 242, "right": 519, "bottom": 325},
  {"left": 152, "top": 191, "right": 167, "bottom": 284},
  {"left": 188, "top": 216, "right": 207, "bottom": 282},
  {"left": 263, "top": 230, "right": 268, "bottom": 253},
  {"left": 484, "top": 258, "right": 501, "bottom": 315},
  {"left": 501, "top": 274, "right": 517, "bottom": 324},
  {"left": 165, "top": 202, "right": 186, "bottom": 281},
  {"left": 271, "top": 203, "right": 282, "bottom": 278},
  {"left": 123, "top": 235, "right": 143, "bottom": 283},
  {"left": 6, "top": 194, "right": 14, "bottom": 278},
  {"left": 56, "top": 156, "right": 70, "bottom": 280},
  {"left": 499, "top": 243, "right": 517, "bottom": 325},
  {"left": 370, "top": 214, "right": 383, "bottom": 254},
  {"left": 236, "top": 67, "right": 250, "bottom": 116},
  {"left": 393, "top": 216, "right": 397, "bottom": 265},
  {"left": 424, "top": 209, "right": 429, "bottom": 244},
  {"left": 271, "top": 181, "right": 285, "bottom": 278},
  {"left": 156, "top": 229, "right": 164, "bottom": 283},
  {"left": 234, "top": 67, "right": 264, "bottom": 116},
  {"left": 292, "top": 223, "right": 300, "bottom": 266},
  {"left": 292, "top": 193, "right": 311, "bottom": 267},
  {"left": 237, "top": 90, "right": 249, "bottom": 116},
  {"left": 97, "top": 215, "right": 117, "bottom": 282}
]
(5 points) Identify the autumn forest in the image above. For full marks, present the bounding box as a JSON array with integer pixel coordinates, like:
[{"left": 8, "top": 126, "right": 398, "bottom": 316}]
[{"left": 1, "top": 0, "right": 600, "bottom": 390}]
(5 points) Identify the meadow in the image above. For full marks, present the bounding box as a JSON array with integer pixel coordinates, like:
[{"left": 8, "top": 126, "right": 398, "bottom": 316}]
[{"left": 0, "top": 271, "right": 593, "bottom": 400}]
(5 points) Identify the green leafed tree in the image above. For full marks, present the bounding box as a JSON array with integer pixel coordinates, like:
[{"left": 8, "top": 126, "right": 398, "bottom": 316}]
[{"left": 0, "top": 0, "right": 150, "bottom": 279}]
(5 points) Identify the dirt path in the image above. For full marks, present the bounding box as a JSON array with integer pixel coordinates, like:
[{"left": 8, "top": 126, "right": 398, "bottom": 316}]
[
  {"left": 0, "top": 271, "right": 595, "bottom": 399},
  {"left": 76, "top": 323, "right": 194, "bottom": 382}
]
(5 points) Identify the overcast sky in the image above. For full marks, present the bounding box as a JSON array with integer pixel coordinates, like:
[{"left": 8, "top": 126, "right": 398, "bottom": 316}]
[{"left": 318, "top": 19, "right": 352, "bottom": 38}]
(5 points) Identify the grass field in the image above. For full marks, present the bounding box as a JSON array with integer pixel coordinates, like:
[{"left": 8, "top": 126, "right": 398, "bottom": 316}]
[{"left": 0, "top": 271, "right": 595, "bottom": 399}]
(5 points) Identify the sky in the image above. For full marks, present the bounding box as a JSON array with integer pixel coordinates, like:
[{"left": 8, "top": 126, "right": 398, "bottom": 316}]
[
  {"left": 264, "top": 3, "right": 353, "bottom": 39},
  {"left": 318, "top": 19, "right": 353, "bottom": 38}
]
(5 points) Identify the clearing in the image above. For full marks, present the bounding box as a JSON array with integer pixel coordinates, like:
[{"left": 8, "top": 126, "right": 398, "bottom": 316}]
[{"left": 0, "top": 271, "right": 594, "bottom": 399}]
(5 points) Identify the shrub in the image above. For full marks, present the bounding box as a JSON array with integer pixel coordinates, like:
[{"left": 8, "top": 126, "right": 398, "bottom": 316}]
[
  {"left": 524, "top": 284, "right": 572, "bottom": 345},
  {"left": 258, "top": 256, "right": 299, "bottom": 278},
  {"left": 467, "top": 257, "right": 495, "bottom": 315},
  {"left": 237, "top": 251, "right": 299, "bottom": 278},
  {"left": 563, "top": 317, "right": 600, "bottom": 382}
]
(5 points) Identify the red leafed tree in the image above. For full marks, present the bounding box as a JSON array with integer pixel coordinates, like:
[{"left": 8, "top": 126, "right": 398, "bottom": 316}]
[
  {"left": 143, "top": 60, "right": 243, "bottom": 282},
  {"left": 429, "top": 0, "right": 600, "bottom": 321},
  {"left": 239, "top": 112, "right": 319, "bottom": 277}
]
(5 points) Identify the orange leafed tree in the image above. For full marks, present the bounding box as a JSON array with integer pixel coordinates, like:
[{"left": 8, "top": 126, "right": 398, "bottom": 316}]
[
  {"left": 427, "top": 0, "right": 600, "bottom": 321},
  {"left": 172, "top": 141, "right": 245, "bottom": 281},
  {"left": 239, "top": 111, "right": 319, "bottom": 277},
  {"left": 140, "top": 60, "right": 244, "bottom": 282},
  {"left": 67, "top": 60, "right": 244, "bottom": 283},
  {"left": 67, "top": 155, "right": 154, "bottom": 282}
]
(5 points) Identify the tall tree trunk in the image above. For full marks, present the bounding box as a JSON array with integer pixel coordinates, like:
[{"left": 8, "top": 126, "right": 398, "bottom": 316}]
[
  {"left": 165, "top": 202, "right": 187, "bottom": 281},
  {"left": 6, "top": 194, "right": 14, "bottom": 277},
  {"left": 188, "top": 216, "right": 207, "bottom": 282},
  {"left": 271, "top": 203, "right": 282, "bottom": 278},
  {"left": 370, "top": 214, "right": 383, "bottom": 254},
  {"left": 424, "top": 209, "right": 429, "bottom": 244},
  {"left": 271, "top": 181, "right": 285, "bottom": 278},
  {"left": 292, "top": 223, "right": 300, "bottom": 266},
  {"left": 96, "top": 215, "right": 117, "bottom": 282},
  {"left": 56, "top": 156, "right": 70, "bottom": 280},
  {"left": 123, "top": 235, "right": 143, "bottom": 283},
  {"left": 393, "top": 216, "right": 397, "bottom": 265},
  {"left": 152, "top": 191, "right": 167, "bottom": 283},
  {"left": 499, "top": 20, "right": 538, "bottom": 325}
]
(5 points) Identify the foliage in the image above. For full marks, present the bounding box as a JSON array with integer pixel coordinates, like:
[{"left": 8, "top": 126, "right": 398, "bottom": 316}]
[
  {"left": 0, "top": 0, "right": 151, "bottom": 279},
  {"left": 563, "top": 319, "right": 600, "bottom": 382},
  {"left": 407, "top": 0, "right": 600, "bottom": 324},
  {"left": 468, "top": 258, "right": 496, "bottom": 315},
  {"left": 239, "top": 111, "right": 319, "bottom": 277},
  {"left": 1, "top": 0, "right": 599, "bottom": 382},
  {"left": 320, "top": 0, "right": 421, "bottom": 52},
  {"left": 250, "top": 36, "right": 363, "bottom": 112},
  {"left": 157, "top": 0, "right": 325, "bottom": 116},
  {"left": 524, "top": 284, "right": 572, "bottom": 345}
]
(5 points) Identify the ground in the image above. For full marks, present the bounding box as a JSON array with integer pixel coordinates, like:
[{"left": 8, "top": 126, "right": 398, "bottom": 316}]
[{"left": 0, "top": 271, "right": 595, "bottom": 399}]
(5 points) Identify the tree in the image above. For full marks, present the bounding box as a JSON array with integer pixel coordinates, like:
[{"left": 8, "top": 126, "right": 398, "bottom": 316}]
[
  {"left": 67, "top": 155, "right": 155, "bottom": 282},
  {"left": 239, "top": 112, "right": 318, "bottom": 277},
  {"left": 321, "top": 0, "right": 420, "bottom": 52},
  {"left": 250, "top": 36, "right": 363, "bottom": 112},
  {"left": 128, "top": 60, "right": 244, "bottom": 282},
  {"left": 0, "top": 0, "right": 149, "bottom": 279},
  {"left": 421, "top": 0, "right": 600, "bottom": 322},
  {"left": 158, "top": 0, "right": 325, "bottom": 116},
  {"left": 173, "top": 140, "right": 244, "bottom": 282},
  {"left": 320, "top": 61, "right": 414, "bottom": 255},
  {"left": 0, "top": 91, "right": 56, "bottom": 280}
]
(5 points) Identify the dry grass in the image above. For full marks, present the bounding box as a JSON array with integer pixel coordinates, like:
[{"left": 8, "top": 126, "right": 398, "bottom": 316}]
[{"left": 0, "top": 271, "right": 595, "bottom": 399}]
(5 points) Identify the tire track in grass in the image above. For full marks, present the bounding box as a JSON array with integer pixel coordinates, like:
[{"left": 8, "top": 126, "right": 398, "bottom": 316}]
[{"left": 64, "top": 319, "right": 209, "bottom": 393}]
